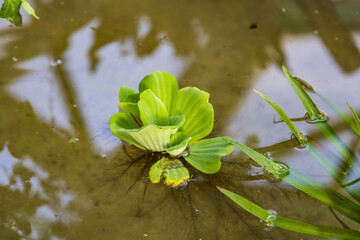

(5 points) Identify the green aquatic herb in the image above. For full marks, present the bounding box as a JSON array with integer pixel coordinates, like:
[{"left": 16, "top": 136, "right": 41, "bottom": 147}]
[
  {"left": 0, "top": 0, "right": 39, "bottom": 26},
  {"left": 109, "top": 71, "right": 233, "bottom": 186}
]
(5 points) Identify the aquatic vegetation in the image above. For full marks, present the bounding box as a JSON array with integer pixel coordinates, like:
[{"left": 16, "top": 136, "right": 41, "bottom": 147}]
[
  {"left": 109, "top": 71, "right": 233, "bottom": 187},
  {"left": 218, "top": 66, "right": 360, "bottom": 239},
  {"left": 0, "top": 0, "right": 39, "bottom": 26},
  {"left": 109, "top": 68, "right": 360, "bottom": 238}
]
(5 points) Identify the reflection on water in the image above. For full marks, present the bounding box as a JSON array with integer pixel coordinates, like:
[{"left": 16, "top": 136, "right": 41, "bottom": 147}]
[{"left": 1, "top": 0, "right": 360, "bottom": 239}]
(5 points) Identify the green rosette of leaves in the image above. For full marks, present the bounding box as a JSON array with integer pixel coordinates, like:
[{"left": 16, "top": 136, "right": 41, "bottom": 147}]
[{"left": 109, "top": 71, "right": 234, "bottom": 186}]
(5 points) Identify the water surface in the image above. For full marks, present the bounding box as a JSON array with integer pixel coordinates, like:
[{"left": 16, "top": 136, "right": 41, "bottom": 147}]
[{"left": 1, "top": 0, "right": 360, "bottom": 239}]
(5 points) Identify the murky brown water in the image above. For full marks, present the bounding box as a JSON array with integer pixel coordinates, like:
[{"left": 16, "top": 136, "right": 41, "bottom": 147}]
[{"left": 1, "top": 0, "right": 360, "bottom": 239}]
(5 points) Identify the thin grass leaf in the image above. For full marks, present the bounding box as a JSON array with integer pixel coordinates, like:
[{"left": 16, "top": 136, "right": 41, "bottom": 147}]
[
  {"left": 255, "top": 88, "right": 360, "bottom": 202},
  {"left": 218, "top": 187, "right": 360, "bottom": 240},
  {"left": 316, "top": 92, "right": 360, "bottom": 136},
  {"left": 315, "top": 121, "right": 360, "bottom": 201},
  {"left": 253, "top": 89, "right": 306, "bottom": 145},
  {"left": 225, "top": 138, "right": 360, "bottom": 223},
  {"left": 307, "top": 143, "right": 360, "bottom": 201},
  {"left": 282, "top": 66, "right": 325, "bottom": 122},
  {"left": 348, "top": 103, "right": 360, "bottom": 132}
]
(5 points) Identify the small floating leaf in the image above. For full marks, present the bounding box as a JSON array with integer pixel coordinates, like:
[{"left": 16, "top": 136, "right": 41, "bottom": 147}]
[{"left": 149, "top": 158, "right": 189, "bottom": 187}]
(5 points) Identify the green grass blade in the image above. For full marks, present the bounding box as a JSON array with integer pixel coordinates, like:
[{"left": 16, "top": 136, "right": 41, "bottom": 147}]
[
  {"left": 316, "top": 92, "right": 360, "bottom": 136},
  {"left": 218, "top": 187, "right": 360, "bottom": 240},
  {"left": 307, "top": 143, "right": 360, "bottom": 202},
  {"left": 225, "top": 138, "right": 360, "bottom": 223},
  {"left": 282, "top": 66, "right": 325, "bottom": 122},
  {"left": 348, "top": 104, "right": 360, "bottom": 132},
  {"left": 253, "top": 89, "right": 306, "bottom": 145},
  {"left": 315, "top": 121, "right": 360, "bottom": 192},
  {"left": 253, "top": 88, "right": 360, "bottom": 200}
]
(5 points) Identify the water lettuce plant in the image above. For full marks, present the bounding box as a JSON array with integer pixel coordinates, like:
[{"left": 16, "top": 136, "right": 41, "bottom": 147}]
[
  {"left": 109, "top": 71, "right": 233, "bottom": 187},
  {"left": 0, "top": 0, "right": 39, "bottom": 26}
]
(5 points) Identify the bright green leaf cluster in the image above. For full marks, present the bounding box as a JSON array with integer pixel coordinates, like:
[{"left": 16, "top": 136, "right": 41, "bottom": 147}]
[
  {"left": 109, "top": 71, "right": 234, "bottom": 186},
  {"left": 149, "top": 158, "right": 189, "bottom": 187},
  {"left": 0, "top": 0, "right": 39, "bottom": 26}
]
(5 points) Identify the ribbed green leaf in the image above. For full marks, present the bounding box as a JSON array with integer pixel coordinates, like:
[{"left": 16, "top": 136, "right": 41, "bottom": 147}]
[
  {"left": 174, "top": 87, "right": 214, "bottom": 142},
  {"left": 226, "top": 138, "right": 360, "bottom": 223},
  {"left": 149, "top": 158, "right": 189, "bottom": 187},
  {"left": 119, "top": 86, "right": 139, "bottom": 103},
  {"left": 254, "top": 89, "right": 306, "bottom": 145},
  {"left": 165, "top": 132, "right": 191, "bottom": 156},
  {"left": 127, "top": 125, "right": 178, "bottom": 152},
  {"left": 0, "top": 0, "right": 22, "bottom": 26},
  {"left": 149, "top": 160, "right": 163, "bottom": 183},
  {"left": 282, "top": 66, "right": 325, "bottom": 122},
  {"left": 117, "top": 102, "right": 140, "bottom": 119},
  {"left": 139, "top": 71, "right": 178, "bottom": 116},
  {"left": 138, "top": 89, "right": 169, "bottom": 126},
  {"left": 218, "top": 187, "right": 360, "bottom": 240},
  {"left": 108, "top": 112, "right": 145, "bottom": 149},
  {"left": 184, "top": 137, "right": 234, "bottom": 174},
  {"left": 170, "top": 115, "right": 185, "bottom": 128}
]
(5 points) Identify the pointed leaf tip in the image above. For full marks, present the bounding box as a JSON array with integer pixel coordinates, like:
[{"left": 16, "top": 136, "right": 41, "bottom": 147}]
[{"left": 216, "top": 186, "right": 222, "bottom": 191}]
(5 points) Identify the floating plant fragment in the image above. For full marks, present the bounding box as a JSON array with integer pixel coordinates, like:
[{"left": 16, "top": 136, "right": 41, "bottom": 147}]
[
  {"left": 0, "top": 0, "right": 39, "bottom": 26},
  {"left": 109, "top": 71, "right": 234, "bottom": 186}
]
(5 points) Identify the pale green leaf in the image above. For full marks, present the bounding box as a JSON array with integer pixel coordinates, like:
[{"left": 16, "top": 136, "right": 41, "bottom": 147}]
[
  {"left": 184, "top": 137, "right": 234, "bottom": 174},
  {"left": 165, "top": 132, "right": 191, "bottom": 156},
  {"left": 139, "top": 71, "right": 178, "bottom": 116},
  {"left": 127, "top": 125, "right": 178, "bottom": 152},
  {"left": 169, "top": 115, "right": 185, "bottom": 128},
  {"left": 117, "top": 102, "right": 140, "bottom": 119},
  {"left": 138, "top": 89, "right": 169, "bottom": 126},
  {"left": 22, "top": 0, "right": 39, "bottom": 19},
  {"left": 119, "top": 86, "right": 139, "bottom": 103},
  {"left": 110, "top": 112, "right": 178, "bottom": 151},
  {"left": 174, "top": 87, "right": 214, "bottom": 142},
  {"left": 108, "top": 112, "right": 145, "bottom": 149},
  {"left": 0, "top": 0, "right": 22, "bottom": 26},
  {"left": 149, "top": 160, "right": 163, "bottom": 183}
]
